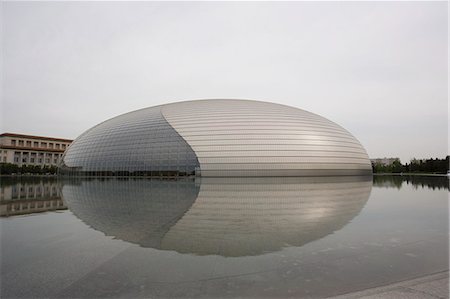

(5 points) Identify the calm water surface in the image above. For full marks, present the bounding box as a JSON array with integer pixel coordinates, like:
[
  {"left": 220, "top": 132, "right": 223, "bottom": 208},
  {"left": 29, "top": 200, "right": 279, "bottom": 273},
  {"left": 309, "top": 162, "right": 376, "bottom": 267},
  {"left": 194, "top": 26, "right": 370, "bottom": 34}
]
[{"left": 1, "top": 175, "right": 448, "bottom": 298}]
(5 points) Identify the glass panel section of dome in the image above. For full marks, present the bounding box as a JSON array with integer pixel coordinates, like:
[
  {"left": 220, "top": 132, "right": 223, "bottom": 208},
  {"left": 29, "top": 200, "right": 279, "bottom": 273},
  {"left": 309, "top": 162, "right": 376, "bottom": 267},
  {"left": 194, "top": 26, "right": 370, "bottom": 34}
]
[{"left": 59, "top": 106, "right": 199, "bottom": 177}]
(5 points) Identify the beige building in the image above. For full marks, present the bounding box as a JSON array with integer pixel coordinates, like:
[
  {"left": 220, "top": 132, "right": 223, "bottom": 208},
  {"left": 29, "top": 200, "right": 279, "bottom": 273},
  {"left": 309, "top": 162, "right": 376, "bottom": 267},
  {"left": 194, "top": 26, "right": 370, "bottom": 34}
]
[{"left": 0, "top": 133, "right": 72, "bottom": 167}]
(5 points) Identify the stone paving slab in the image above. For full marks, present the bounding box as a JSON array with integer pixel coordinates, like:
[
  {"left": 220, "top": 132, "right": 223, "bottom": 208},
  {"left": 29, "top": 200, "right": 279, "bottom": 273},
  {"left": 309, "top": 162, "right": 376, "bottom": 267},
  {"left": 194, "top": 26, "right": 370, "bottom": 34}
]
[{"left": 328, "top": 271, "right": 448, "bottom": 299}]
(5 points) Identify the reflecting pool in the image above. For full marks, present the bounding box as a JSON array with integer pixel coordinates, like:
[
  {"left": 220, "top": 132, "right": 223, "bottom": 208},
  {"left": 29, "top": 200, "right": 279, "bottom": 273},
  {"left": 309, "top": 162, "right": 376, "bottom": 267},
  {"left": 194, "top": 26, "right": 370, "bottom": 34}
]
[{"left": 1, "top": 175, "right": 448, "bottom": 298}]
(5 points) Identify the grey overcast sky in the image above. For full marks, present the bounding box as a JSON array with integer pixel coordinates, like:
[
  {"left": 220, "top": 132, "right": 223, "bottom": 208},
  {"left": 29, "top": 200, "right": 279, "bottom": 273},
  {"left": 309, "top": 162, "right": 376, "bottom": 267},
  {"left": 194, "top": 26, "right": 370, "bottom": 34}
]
[{"left": 1, "top": 1, "right": 448, "bottom": 162}]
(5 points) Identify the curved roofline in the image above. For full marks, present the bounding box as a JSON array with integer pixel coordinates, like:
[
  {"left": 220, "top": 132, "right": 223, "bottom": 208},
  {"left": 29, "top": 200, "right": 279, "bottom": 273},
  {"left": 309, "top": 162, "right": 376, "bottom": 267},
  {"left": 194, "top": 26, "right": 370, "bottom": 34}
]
[
  {"left": 78, "top": 99, "right": 312, "bottom": 141},
  {"left": 159, "top": 98, "right": 307, "bottom": 111}
]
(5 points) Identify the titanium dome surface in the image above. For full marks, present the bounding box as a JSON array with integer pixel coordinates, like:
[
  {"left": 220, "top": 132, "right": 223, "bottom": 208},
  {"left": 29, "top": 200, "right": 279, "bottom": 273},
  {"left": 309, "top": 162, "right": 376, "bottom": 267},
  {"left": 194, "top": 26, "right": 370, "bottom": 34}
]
[{"left": 59, "top": 99, "right": 372, "bottom": 177}]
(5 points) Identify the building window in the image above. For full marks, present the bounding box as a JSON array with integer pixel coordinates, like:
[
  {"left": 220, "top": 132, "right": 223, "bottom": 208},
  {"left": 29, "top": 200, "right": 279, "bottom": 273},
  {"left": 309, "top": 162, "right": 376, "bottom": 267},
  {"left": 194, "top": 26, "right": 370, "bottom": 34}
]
[
  {"left": 38, "top": 158, "right": 42, "bottom": 163},
  {"left": 41, "top": 142, "right": 47, "bottom": 148},
  {"left": 34, "top": 142, "right": 39, "bottom": 147},
  {"left": 55, "top": 144, "right": 60, "bottom": 149},
  {"left": 49, "top": 143, "right": 54, "bottom": 149},
  {"left": 22, "top": 158, "right": 27, "bottom": 163},
  {"left": 26, "top": 141, "right": 31, "bottom": 147},
  {"left": 45, "top": 158, "right": 50, "bottom": 163},
  {"left": 18, "top": 140, "right": 24, "bottom": 146},
  {"left": 30, "top": 158, "right": 35, "bottom": 163},
  {"left": 2, "top": 157, "right": 6, "bottom": 162},
  {"left": 11, "top": 140, "right": 16, "bottom": 146},
  {"left": 62, "top": 144, "right": 66, "bottom": 149},
  {"left": 53, "top": 158, "right": 58, "bottom": 163}
]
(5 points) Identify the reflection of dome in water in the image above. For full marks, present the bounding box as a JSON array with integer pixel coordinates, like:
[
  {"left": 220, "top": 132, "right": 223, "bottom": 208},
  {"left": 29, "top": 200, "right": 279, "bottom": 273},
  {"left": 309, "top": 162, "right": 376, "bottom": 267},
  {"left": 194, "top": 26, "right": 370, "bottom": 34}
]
[
  {"left": 62, "top": 176, "right": 372, "bottom": 257},
  {"left": 59, "top": 99, "right": 371, "bottom": 177},
  {"left": 62, "top": 179, "right": 199, "bottom": 248}
]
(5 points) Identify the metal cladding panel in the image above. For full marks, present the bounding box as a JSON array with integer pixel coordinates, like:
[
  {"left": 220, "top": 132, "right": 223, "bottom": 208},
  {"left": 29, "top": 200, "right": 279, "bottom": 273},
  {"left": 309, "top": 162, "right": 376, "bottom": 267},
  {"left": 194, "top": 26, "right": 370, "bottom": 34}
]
[
  {"left": 161, "top": 99, "right": 372, "bottom": 177},
  {"left": 201, "top": 169, "right": 372, "bottom": 177}
]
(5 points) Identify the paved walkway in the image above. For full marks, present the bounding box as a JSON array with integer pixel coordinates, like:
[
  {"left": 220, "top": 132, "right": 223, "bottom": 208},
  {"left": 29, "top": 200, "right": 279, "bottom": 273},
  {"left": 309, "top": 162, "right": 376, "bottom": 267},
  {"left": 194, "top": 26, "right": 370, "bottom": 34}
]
[{"left": 329, "top": 271, "right": 448, "bottom": 299}]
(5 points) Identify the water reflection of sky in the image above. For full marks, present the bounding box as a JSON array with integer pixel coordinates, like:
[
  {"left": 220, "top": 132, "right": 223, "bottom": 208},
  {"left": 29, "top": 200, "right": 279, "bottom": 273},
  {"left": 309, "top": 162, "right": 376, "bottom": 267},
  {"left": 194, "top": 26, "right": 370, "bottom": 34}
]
[{"left": 0, "top": 175, "right": 447, "bottom": 298}]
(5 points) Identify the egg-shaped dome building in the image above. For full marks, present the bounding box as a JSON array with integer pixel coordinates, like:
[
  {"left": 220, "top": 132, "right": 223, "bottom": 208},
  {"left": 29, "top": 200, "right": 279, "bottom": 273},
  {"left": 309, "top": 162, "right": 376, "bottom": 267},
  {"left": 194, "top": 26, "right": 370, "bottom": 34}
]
[{"left": 59, "top": 99, "right": 371, "bottom": 177}]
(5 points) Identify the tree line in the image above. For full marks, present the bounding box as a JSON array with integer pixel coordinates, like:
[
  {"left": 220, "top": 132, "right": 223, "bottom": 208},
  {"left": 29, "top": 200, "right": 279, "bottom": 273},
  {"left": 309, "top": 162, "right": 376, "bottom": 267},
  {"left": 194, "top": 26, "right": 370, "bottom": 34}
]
[
  {"left": 1, "top": 156, "right": 449, "bottom": 175},
  {"left": 373, "top": 174, "right": 449, "bottom": 190},
  {"left": 0, "top": 163, "right": 58, "bottom": 175},
  {"left": 372, "top": 156, "right": 449, "bottom": 174}
]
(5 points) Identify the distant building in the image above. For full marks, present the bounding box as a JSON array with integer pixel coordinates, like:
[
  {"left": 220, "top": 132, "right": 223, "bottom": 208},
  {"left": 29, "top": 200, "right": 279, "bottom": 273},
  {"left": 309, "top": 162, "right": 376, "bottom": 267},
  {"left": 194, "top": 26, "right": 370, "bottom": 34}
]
[
  {"left": 370, "top": 157, "right": 400, "bottom": 166},
  {"left": 0, "top": 133, "right": 72, "bottom": 167}
]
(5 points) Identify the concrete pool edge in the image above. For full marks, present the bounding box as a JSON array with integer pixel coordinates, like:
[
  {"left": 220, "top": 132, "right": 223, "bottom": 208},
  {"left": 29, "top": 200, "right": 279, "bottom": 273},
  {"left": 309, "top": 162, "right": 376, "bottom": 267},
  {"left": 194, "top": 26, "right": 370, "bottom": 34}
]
[{"left": 328, "top": 270, "right": 449, "bottom": 299}]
